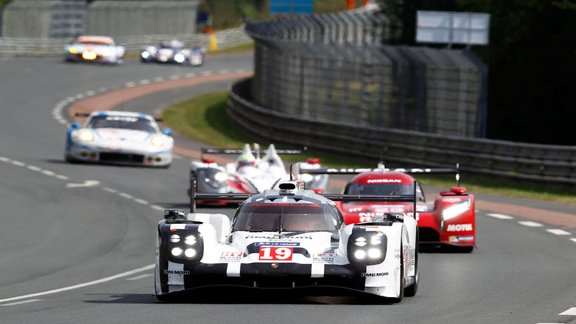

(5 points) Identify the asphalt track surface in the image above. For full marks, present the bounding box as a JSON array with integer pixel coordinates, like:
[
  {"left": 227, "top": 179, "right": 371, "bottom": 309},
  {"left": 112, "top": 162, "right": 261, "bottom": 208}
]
[{"left": 0, "top": 55, "right": 575, "bottom": 324}]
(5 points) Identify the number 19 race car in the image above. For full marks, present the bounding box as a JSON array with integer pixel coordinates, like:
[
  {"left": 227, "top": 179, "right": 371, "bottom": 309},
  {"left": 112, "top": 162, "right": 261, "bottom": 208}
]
[
  {"left": 65, "top": 111, "right": 174, "bottom": 167},
  {"left": 304, "top": 164, "right": 476, "bottom": 252},
  {"left": 140, "top": 39, "right": 204, "bottom": 66},
  {"left": 188, "top": 144, "right": 329, "bottom": 205},
  {"left": 155, "top": 177, "right": 419, "bottom": 302}
]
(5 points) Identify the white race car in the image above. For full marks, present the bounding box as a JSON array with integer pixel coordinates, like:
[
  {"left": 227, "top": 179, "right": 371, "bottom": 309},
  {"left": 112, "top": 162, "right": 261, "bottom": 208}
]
[
  {"left": 188, "top": 144, "right": 329, "bottom": 205},
  {"left": 65, "top": 111, "right": 174, "bottom": 167},
  {"left": 64, "top": 35, "right": 125, "bottom": 65},
  {"left": 155, "top": 179, "right": 419, "bottom": 302}
]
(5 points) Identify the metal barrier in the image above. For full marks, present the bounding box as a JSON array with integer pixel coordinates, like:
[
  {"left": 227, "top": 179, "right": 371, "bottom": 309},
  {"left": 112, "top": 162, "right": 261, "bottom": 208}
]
[
  {"left": 229, "top": 79, "right": 576, "bottom": 189},
  {"left": 246, "top": 10, "right": 487, "bottom": 138},
  {"left": 0, "top": 27, "right": 252, "bottom": 56}
]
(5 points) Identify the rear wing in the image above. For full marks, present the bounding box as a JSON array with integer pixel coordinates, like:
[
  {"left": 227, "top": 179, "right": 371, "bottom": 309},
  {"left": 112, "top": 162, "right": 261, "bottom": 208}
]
[
  {"left": 201, "top": 147, "right": 305, "bottom": 155},
  {"left": 188, "top": 176, "right": 417, "bottom": 214},
  {"left": 300, "top": 164, "right": 461, "bottom": 186}
]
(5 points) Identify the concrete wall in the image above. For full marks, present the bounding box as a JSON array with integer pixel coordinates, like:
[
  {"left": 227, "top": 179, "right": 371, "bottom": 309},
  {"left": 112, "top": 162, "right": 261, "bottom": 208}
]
[
  {"left": 1, "top": 0, "right": 199, "bottom": 38},
  {"left": 86, "top": 1, "right": 199, "bottom": 37}
]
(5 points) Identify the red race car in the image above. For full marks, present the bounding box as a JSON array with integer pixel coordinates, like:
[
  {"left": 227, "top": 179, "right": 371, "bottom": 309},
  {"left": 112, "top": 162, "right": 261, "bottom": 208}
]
[{"left": 303, "top": 164, "right": 475, "bottom": 252}]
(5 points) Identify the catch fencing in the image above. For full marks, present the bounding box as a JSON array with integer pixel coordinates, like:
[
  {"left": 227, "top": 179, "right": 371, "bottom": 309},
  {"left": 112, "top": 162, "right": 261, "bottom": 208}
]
[
  {"left": 229, "top": 79, "right": 576, "bottom": 190},
  {"left": 246, "top": 10, "right": 487, "bottom": 138}
]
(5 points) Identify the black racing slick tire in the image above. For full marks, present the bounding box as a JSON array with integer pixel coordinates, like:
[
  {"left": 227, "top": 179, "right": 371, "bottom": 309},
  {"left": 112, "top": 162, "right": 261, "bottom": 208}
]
[
  {"left": 392, "top": 240, "right": 404, "bottom": 303},
  {"left": 404, "top": 232, "right": 419, "bottom": 297}
]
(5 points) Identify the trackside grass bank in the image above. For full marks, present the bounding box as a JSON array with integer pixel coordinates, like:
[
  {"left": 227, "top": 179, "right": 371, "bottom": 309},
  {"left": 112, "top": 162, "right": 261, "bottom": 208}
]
[{"left": 162, "top": 92, "right": 576, "bottom": 206}]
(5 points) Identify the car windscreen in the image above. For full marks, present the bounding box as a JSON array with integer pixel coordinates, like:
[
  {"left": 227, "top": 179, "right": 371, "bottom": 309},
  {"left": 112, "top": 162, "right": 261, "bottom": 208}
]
[
  {"left": 88, "top": 115, "right": 157, "bottom": 133},
  {"left": 345, "top": 183, "right": 414, "bottom": 195},
  {"left": 233, "top": 203, "right": 340, "bottom": 232}
]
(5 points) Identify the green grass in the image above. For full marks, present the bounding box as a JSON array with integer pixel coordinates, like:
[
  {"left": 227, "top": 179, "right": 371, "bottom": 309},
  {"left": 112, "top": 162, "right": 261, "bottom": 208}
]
[{"left": 162, "top": 92, "right": 576, "bottom": 206}]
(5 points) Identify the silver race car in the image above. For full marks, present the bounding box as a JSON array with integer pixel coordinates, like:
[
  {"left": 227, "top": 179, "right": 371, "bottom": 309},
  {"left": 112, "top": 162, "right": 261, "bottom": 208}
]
[
  {"left": 155, "top": 177, "right": 419, "bottom": 302},
  {"left": 140, "top": 39, "right": 204, "bottom": 66},
  {"left": 188, "top": 144, "right": 329, "bottom": 205},
  {"left": 65, "top": 111, "right": 174, "bottom": 167},
  {"left": 64, "top": 35, "right": 125, "bottom": 65}
]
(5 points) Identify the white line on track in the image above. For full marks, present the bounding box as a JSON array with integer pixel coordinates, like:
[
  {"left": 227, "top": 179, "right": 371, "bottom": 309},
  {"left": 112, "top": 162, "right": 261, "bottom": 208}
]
[
  {"left": 518, "top": 221, "right": 543, "bottom": 227},
  {"left": 169, "top": 74, "right": 181, "bottom": 80},
  {"left": 118, "top": 192, "right": 133, "bottom": 199},
  {"left": 0, "top": 156, "right": 9, "bottom": 162},
  {"left": 139, "top": 79, "right": 150, "bottom": 85},
  {"left": 102, "top": 187, "right": 118, "bottom": 194},
  {"left": 27, "top": 165, "right": 42, "bottom": 172},
  {"left": 0, "top": 299, "right": 43, "bottom": 307},
  {"left": 571, "top": 238, "right": 576, "bottom": 243},
  {"left": 134, "top": 198, "right": 149, "bottom": 205},
  {"left": 125, "top": 81, "right": 136, "bottom": 87},
  {"left": 11, "top": 160, "right": 25, "bottom": 167},
  {"left": 150, "top": 205, "right": 164, "bottom": 211},
  {"left": 559, "top": 307, "right": 576, "bottom": 315},
  {"left": 126, "top": 274, "right": 153, "bottom": 281},
  {"left": 55, "top": 174, "right": 69, "bottom": 181},
  {"left": 486, "top": 213, "right": 514, "bottom": 220},
  {"left": 546, "top": 229, "right": 571, "bottom": 236},
  {"left": 41, "top": 170, "right": 55, "bottom": 176},
  {"left": 0, "top": 265, "right": 154, "bottom": 304},
  {"left": 154, "top": 76, "right": 165, "bottom": 82}
]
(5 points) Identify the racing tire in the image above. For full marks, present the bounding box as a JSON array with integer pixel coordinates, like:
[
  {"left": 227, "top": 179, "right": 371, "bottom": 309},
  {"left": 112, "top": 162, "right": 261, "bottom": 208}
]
[
  {"left": 404, "top": 233, "right": 419, "bottom": 297},
  {"left": 392, "top": 240, "right": 405, "bottom": 303}
]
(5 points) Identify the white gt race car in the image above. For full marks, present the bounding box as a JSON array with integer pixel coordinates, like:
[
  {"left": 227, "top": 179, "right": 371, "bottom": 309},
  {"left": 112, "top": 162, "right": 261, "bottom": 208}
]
[
  {"left": 65, "top": 111, "right": 174, "bottom": 167},
  {"left": 64, "top": 35, "right": 125, "bottom": 65},
  {"left": 155, "top": 178, "right": 419, "bottom": 302}
]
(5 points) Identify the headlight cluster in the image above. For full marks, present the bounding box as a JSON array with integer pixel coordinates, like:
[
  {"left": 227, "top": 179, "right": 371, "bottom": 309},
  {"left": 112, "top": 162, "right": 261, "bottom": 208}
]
[
  {"left": 198, "top": 169, "right": 228, "bottom": 189},
  {"left": 74, "top": 129, "right": 95, "bottom": 143},
  {"left": 347, "top": 231, "right": 387, "bottom": 266},
  {"left": 150, "top": 135, "right": 168, "bottom": 147},
  {"left": 174, "top": 53, "right": 186, "bottom": 63},
  {"left": 169, "top": 233, "right": 201, "bottom": 260}
]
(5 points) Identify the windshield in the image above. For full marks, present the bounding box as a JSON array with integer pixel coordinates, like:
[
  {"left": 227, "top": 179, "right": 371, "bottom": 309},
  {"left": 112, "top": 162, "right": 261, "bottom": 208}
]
[
  {"left": 87, "top": 115, "right": 157, "bottom": 133},
  {"left": 233, "top": 203, "right": 340, "bottom": 232}
]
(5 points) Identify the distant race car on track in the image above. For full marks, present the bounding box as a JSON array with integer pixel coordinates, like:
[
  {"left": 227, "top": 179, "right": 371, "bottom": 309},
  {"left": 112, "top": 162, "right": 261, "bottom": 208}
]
[
  {"left": 64, "top": 35, "right": 125, "bottom": 64},
  {"left": 140, "top": 39, "right": 204, "bottom": 66},
  {"left": 155, "top": 178, "right": 419, "bottom": 302},
  {"left": 304, "top": 164, "right": 476, "bottom": 252},
  {"left": 65, "top": 111, "right": 174, "bottom": 167},
  {"left": 188, "top": 144, "right": 329, "bottom": 205}
]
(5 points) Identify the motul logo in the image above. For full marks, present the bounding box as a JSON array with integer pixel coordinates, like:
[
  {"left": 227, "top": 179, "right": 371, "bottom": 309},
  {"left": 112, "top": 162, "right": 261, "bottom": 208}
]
[{"left": 447, "top": 224, "right": 473, "bottom": 232}]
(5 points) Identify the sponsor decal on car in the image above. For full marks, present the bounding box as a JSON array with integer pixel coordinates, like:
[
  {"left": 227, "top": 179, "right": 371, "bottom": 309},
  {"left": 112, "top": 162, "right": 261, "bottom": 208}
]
[
  {"left": 164, "top": 269, "right": 190, "bottom": 275},
  {"left": 361, "top": 272, "right": 389, "bottom": 277},
  {"left": 446, "top": 224, "right": 473, "bottom": 232},
  {"left": 312, "top": 252, "right": 337, "bottom": 263},
  {"left": 254, "top": 242, "right": 300, "bottom": 247},
  {"left": 443, "top": 197, "right": 463, "bottom": 203},
  {"left": 448, "top": 235, "right": 475, "bottom": 242},
  {"left": 367, "top": 179, "right": 402, "bottom": 183},
  {"left": 220, "top": 251, "right": 243, "bottom": 261}
]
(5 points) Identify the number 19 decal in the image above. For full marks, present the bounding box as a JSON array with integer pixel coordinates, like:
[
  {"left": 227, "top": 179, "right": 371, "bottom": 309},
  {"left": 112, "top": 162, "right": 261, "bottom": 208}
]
[{"left": 259, "top": 247, "right": 294, "bottom": 261}]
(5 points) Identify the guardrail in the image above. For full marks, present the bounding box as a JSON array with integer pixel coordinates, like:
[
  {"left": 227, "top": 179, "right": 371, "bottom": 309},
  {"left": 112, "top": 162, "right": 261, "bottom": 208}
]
[
  {"left": 0, "top": 27, "right": 252, "bottom": 56},
  {"left": 228, "top": 78, "right": 576, "bottom": 189}
]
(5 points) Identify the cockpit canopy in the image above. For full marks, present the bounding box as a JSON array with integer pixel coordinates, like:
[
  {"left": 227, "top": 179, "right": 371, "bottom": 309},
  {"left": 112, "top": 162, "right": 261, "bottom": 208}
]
[{"left": 232, "top": 202, "right": 341, "bottom": 232}]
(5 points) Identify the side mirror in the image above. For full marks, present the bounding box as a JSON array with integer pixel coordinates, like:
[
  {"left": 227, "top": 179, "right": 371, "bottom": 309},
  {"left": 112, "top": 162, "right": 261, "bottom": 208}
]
[
  {"left": 70, "top": 122, "right": 81, "bottom": 129},
  {"left": 162, "top": 128, "right": 173, "bottom": 136}
]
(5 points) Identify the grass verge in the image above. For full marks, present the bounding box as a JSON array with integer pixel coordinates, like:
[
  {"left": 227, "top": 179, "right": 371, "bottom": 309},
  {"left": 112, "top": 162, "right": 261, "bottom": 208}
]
[{"left": 162, "top": 91, "right": 576, "bottom": 206}]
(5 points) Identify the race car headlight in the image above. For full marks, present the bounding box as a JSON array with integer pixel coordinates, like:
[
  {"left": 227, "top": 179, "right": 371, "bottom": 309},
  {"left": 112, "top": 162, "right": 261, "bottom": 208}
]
[
  {"left": 171, "top": 247, "right": 183, "bottom": 257},
  {"left": 184, "top": 235, "right": 197, "bottom": 246},
  {"left": 68, "top": 48, "right": 78, "bottom": 54},
  {"left": 198, "top": 169, "right": 228, "bottom": 189},
  {"left": 348, "top": 231, "right": 387, "bottom": 266},
  {"left": 141, "top": 51, "right": 150, "bottom": 59},
  {"left": 442, "top": 201, "right": 471, "bottom": 221},
  {"left": 184, "top": 248, "right": 197, "bottom": 258},
  {"left": 75, "top": 129, "right": 95, "bottom": 143},
  {"left": 150, "top": 135, "right": 167, "bottom": 147},
  {"left": 174, "top": 53, "right": 185, "bottom": 63}
]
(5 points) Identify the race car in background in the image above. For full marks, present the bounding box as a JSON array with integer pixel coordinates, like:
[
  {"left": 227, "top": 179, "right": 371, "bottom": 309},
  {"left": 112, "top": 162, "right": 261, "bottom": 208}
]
[
  {"left": 188, "top": 144, "right": 329, "bottom": 205},
  {"left": 303, "top": 164, "right": 476, "bottom": 252},
  {"left": 65, "top": 111, "right": 174, "bottom": 168},
  {"left": 140, "top": 39, "right": 204, "bottom": 66},
  {"left": 64, "top": 35, "right": 125, "bottom": 64},
  {"left": 155, "top": 179, "right": 419, "bottom": 302}
]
